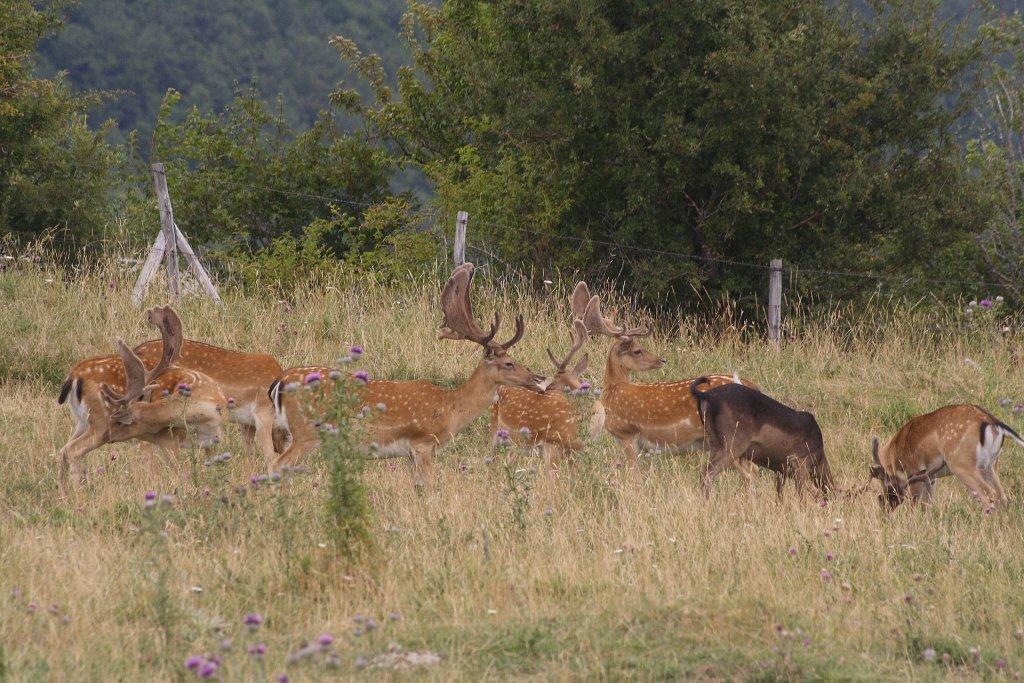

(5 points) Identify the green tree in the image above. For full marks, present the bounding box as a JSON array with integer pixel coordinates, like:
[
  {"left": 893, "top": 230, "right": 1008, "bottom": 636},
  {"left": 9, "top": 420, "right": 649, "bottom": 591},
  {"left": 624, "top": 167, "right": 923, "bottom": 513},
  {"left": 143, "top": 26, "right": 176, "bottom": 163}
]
[
  {"left": 0, "top": 0, "right": 123, "bottom": 250},
  {"left": 148, "top": 88, "right": 422, "bottom": 285},
  {"left": 337, "top": 0, "right": 994, "bottom": 306}
]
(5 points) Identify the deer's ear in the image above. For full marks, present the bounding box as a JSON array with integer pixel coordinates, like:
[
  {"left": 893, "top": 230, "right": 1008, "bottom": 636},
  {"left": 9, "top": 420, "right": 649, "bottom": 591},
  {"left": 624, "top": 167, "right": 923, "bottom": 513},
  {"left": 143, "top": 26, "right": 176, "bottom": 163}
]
[{"left": 572, "top": 353, "right": 589, "bottom": 375}]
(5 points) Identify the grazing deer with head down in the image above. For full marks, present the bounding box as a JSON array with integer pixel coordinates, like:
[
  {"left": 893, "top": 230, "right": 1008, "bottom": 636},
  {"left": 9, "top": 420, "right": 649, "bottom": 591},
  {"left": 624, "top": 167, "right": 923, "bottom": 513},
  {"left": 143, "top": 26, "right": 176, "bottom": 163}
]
[
  {"left": 691, "top": 378, "right": 833, "bottom": 498},
  {"left": 870, "top": 404, "right": 1024, "bottom": 510},
  {"left": 490, "top": 319, "right": 591, "bottom": 466},
  {"left": 575, "top": 282, "right": 757, "bottom": 469},
  {"left": 270, "top": 263, "right": 546, "bottom": 487},
  {"left": 59, "top": 310, "right": 285, "bottom": 469},
  {"left": 57, "top": 307, "right": 227, "bottom": 488}
]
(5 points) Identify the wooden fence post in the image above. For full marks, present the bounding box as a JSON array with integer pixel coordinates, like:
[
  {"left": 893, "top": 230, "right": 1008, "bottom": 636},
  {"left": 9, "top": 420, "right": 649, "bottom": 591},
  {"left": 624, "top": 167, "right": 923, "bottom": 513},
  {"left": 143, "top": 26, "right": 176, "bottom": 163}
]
[
  {"left": 454, "top": 211, "right": 468, "bottom": 266},
  {"left": 150, "top": 163, "right": 180, "bottom": 301},
  {"left": 768, "top": 258, "right": 782, "bottom": 346},
  {"left": 132, "top": 163, "right": 221, "bottom": 306}
]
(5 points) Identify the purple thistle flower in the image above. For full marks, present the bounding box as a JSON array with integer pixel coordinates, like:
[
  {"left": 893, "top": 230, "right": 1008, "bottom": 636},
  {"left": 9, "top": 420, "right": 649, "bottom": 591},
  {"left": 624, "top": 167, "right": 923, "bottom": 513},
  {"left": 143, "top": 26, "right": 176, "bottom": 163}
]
[
  {"left": 317, "top": 633, "right": 335, "bottom": 647},
  {"left": 497, "top": 428, "right": 510, "bottom": 439},
  {"left": 226, "top": 397, "right": 236, "bottom": 408},
  {"left": 248, "top": 643, "right": 267, "bottom": 656},
  {"left": 825, "top": 552, "right": 834, "bottom": 562},
  {"left": 802, "top": 637, "right": 811, "bottom": 647},
  {"left": 922, "top": 648, "right": 936, "bottom": 662},
  {"left": 177, "top": 382, "right": 191, "bottom": 392},
  {"left": 904, "top": 594, "right": 913, "bottom": 604},
  {"left": 185, "top": 656, "right": 203, "bottom": 670},
  {"left": 249, "top": 474, "right": 260, "bottom": 487},
  {"left": 788, "top": 546, "right": 797, "bottom": 556},
  {"left": 353, "top": 370, "right": 370, "bottom": 384},
  {"left": 144, "top": 491, "right": 157, "bottom": 502},
  {"left": 997, "top": 658, "right": 1007, "bottom": 670},
  {"left": 579, "top": 381, "right": 592, "bottom": 391},
  {"left": 304, "top": 371, "right": 323, "bottom": 385},
  {"left": 980, "top": 298, "right": 993, "bottom": 309},
  {"left": 349, "top": 345, "right": 364, "bottom": 358},
  {"left": 243, "top": 612, "right": 264, "bottom": 628},
  {"left": 820, "top": 569, "right": 832, "bottom": 581},
  {"left": 277, "top": 676, "right": 289, "bottom": 683},
  {"left": 197, "top": 661, "right": 218, "bottom": 678}
]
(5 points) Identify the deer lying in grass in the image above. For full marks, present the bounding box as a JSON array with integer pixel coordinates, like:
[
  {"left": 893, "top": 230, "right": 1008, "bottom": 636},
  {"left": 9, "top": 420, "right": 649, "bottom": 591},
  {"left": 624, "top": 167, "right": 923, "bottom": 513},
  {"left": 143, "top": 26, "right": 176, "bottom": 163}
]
[
  {"left": 870, "top": 404, "right": 1024, "bottom": 510},
  {"left": 691, "top": 378, "right": 833, "bottom": 498},
  {"left": 575, "top": 282, "right": 757, "bottom": 470},
  {"left": 60, "top": 309, "right": 285, "bottom": 469},
  {"left": 490, "top": 319, "right": 591, "bottom": 466},
  {"left": 57, "top": 307, "right": 226, "bottom": 488},
  {"left": 270, "top": 263, "right": 546, "bottom": 487}
]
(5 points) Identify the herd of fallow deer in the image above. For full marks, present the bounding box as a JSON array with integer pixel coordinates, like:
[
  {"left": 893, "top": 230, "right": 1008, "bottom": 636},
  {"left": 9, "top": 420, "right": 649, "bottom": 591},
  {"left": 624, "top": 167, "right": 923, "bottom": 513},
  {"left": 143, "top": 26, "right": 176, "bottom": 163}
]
[{"left": 57, "top": 263, "right": 1024, "bottom": 511}]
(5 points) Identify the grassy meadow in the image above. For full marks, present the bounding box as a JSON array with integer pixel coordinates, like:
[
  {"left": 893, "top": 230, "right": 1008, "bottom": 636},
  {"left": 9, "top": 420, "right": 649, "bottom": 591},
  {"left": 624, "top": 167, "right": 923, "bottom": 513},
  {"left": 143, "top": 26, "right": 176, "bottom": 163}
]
[{"left": 3, "top": 257, "right": 1024, "bottom": 680}]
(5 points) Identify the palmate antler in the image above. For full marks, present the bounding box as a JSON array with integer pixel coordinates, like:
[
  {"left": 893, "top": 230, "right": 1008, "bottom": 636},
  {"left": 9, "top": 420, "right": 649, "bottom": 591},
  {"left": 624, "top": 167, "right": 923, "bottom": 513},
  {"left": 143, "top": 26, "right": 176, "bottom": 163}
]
[
  {"left": 100, "top": 305, "right": 183, "bottom": 410},
  {"left": 439, "top": 263, "right": 524, "bottom": 351},
  {"left": 574, "top": 282, "right": 650, "bottom": 341}
]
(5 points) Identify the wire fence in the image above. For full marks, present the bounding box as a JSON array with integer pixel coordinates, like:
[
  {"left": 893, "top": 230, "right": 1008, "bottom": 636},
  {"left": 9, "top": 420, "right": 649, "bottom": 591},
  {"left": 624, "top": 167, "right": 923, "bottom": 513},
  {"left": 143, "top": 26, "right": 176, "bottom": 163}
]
[{"left": 1, "top": 169, "right": 1013, "bottom": 297}]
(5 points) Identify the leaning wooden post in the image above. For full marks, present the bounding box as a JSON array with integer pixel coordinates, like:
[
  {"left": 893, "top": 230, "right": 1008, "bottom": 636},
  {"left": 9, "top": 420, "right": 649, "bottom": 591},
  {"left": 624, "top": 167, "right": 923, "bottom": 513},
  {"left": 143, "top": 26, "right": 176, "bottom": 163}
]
[
  {"left": 768, "top": 258, "right": 782, "bottom": 346},
  {"left": 150, "top": 163, "right": 180, "bottom": 301},
  {"left": 453, "top": 211, "right": 468, "bottom": 266}
]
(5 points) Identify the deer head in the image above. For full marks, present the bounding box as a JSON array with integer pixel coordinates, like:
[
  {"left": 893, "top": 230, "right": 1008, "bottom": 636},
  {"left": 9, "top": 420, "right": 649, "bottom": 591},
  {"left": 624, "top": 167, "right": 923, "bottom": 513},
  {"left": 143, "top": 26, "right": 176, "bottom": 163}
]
[
  {"left": 544, "top": 319, "right": 589, "bottom": 391},
  {"left": 869, "top": 437, "right": 936, "bottom": 510},
  {"left": 439, "top": 263, "right": 545, "bottom": 390},
  {"left": 99, "top": 305, "right": 183, "bottom": 419},
  {"left": 573, "top": 282, "right": 664, "bottom": 373}
]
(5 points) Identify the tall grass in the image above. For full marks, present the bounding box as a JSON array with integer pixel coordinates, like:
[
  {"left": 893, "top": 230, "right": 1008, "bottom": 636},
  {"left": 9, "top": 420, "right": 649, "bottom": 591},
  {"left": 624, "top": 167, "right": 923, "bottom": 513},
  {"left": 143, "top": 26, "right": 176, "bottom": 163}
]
[{"left": 1, "top": 254, "right": 1023, "bottom": 679}]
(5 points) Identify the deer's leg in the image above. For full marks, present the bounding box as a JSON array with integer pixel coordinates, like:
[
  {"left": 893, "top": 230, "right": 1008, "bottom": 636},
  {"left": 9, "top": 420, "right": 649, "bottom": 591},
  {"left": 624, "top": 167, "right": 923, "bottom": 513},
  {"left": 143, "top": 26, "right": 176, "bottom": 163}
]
[
  {"left": 732, "top": 455, "right": 757, "bottom": 494},
  {"left": 618, "top": 435, "right": 640, "bottom": 467},
  {"left": 980, "top": 466, "right": 1006, "bottom": 504},
  {"left": 908, "top": 479, "right": 934, "bottom": 506},
  {"left": 699, "top": 416, "right": 743, "bottom": 495},
  {"left": 58, "top": 428, "right": 107, "bottom": 490},
  {"left": 946, "top": 461, "right": 997, "bottom": 508},
  {"left": 237, "top": 423, "right": 258, "bottom": 456},
  {"left": 253, "top": 414, "right": 277, "bottom": 473},
  {"left": 410, "top": 441, "right": 435, "bottom": 490}
]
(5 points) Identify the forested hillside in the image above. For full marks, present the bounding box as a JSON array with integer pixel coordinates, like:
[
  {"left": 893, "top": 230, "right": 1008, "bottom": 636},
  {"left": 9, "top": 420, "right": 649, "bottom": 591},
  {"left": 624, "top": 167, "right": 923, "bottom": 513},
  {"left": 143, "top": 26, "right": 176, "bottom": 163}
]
[{"left": 36, "top": 0, "right": 409, "bottom": 137}]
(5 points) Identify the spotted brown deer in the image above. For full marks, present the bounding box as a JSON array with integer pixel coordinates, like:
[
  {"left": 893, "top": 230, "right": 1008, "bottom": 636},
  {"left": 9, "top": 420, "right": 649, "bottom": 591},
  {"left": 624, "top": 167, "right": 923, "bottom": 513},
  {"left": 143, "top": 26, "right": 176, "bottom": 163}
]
[
  {"left": 57, "top": 307, "right": 226, "bottom": 488},
  {"left": 490, "top": 319, "right": 591, "bottom": 466},
  {"left": 574, "top": 282, "right": 758, "bottom": 471},
  {"left": 270, "top": 263, "right": 546, "bottom": 487},
  {"left": 60, "top": 311, "right": 285, "bottom": 469},
  {"left": 870, "top": 404, "right": 1024, "bottom": 510}
]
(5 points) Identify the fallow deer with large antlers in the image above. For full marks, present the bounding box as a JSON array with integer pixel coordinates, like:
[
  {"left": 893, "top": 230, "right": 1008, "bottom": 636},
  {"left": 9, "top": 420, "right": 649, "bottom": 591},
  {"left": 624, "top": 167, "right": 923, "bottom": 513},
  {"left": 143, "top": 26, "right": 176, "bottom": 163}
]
[
  {"left": 490, "top": 319, "right": 591, "bottom": 466},
  {"left": 57, "top": 307, "right": 227, "bottom": 488},
  {"left": 575, "top": 282, "right": 758, "bottom": 471},
  {"left": 60, "top": 311, "right": 285, "bottom": 469},
  {"left": 270, "top": 263, "right": 546, "bottom": 487},
  {"left": 870, "top": 404, "right": 1024, "bottom": 511}
]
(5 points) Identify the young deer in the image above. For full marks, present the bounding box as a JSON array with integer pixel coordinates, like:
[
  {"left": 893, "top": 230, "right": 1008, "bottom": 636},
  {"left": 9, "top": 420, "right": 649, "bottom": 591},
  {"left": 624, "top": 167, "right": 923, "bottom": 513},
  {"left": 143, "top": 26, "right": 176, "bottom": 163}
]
[
  {"left": 691, "top": 378, "right": 833, "bottom": 498},
  {"left": 270, "top": 263, "right": 546, "bottom": 487},
  {"left": 58, "top": 307, "right": 226, "bottom": 488},
  {"left": 60, "top": 309, "right": 285, "bottom": 468},
  {"left": 870, "top": 404, "right": 1024, "bottom": 510},
  {"left": 490, "top": 319, "right": 591, "bottom": 466},
  {"left": 575, "top": 282, "right": 757, "bottom": 468}
]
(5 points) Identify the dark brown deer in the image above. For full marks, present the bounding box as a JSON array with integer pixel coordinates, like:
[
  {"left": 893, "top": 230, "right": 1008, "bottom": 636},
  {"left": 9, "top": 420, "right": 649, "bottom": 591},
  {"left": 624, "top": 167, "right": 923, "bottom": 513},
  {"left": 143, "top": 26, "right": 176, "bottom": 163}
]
[{"left": 690, "top": 377, "right": 833, "bottom": 498}]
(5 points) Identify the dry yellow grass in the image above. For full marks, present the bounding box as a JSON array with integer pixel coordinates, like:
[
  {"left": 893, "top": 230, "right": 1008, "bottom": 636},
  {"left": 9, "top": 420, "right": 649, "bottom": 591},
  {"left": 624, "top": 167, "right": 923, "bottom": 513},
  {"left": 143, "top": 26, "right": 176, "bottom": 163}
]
[{"left": 2, "top": 257, "right": 1024, "bottom": 680}]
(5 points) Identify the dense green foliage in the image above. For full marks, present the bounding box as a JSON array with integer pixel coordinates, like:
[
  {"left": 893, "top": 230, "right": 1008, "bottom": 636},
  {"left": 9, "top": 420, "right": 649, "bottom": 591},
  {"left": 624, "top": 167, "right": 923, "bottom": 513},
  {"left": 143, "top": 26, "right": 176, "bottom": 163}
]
[
  {"left": 36, "top": 0, "right": 409, "bottom": 139},
  {"left": 0, "top": 0, "right": 125, "bottom": 249},
  {"left": 340, "top": 0, "right": 998, "bottom": 305},
  {"left": 7, "top": 0, "right": 1024, "bottom": 307}
]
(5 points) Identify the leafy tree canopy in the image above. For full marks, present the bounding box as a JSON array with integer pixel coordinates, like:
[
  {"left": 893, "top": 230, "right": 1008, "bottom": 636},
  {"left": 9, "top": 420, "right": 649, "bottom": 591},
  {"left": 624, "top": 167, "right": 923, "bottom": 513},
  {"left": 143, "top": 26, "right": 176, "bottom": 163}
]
[{"left": 339, "top": 0, "right": 997, "bottom": 306}]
